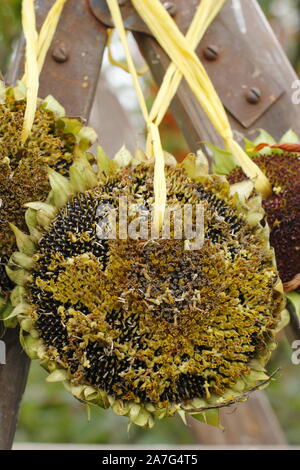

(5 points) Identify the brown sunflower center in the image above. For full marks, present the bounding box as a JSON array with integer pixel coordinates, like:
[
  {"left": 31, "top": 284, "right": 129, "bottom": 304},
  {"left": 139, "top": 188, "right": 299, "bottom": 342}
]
[{"left": 27, "top": 168, "right": 281, "bottom": 406}]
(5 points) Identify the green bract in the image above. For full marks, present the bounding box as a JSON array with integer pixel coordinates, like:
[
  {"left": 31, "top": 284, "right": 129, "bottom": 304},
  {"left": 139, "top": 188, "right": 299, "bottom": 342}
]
[
  {"left": 6, "top": 147, "right": 287, "bottom": 428},
  {"left": 0, "top": 80, "right": 97, "bottom": 323}
]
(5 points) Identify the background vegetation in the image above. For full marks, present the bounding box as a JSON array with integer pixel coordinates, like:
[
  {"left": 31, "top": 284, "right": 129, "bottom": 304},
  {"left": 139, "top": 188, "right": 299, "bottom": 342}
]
[{"left": 0, "top": 0, "right": 300, "bottom": 445}]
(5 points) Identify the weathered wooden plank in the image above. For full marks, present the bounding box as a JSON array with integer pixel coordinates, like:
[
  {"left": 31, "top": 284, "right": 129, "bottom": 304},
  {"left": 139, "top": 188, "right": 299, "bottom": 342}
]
[
  {"left": 7, "top": 0, "right": 107, "bottom": 117},
  {"left": 0, "top": 329, "right": 30, "bottom": 450}
]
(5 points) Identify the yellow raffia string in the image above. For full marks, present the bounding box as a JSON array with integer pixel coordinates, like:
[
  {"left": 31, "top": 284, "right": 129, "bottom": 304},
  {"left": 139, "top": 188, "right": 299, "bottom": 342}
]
[
  {"left": 22, "top": 0, "right": 67, "bottom": 143},
  {"left": 21, "top": 0, "right": 39, "bottom": 144},
  {"left": 36, "top": 0, "right": 68, "bottom": 74},
  {"left": 149, "top": 0, "right": 226, "bottom": 127},
  {"left": 106, "top": 0, "right": 228, "bottom": 229},
  {"left": 106, "top": 0, "right": 166, "bottom": 230},
  {"left": 107, "top": 29, "right": 149, "bottom": 76},
  {"left": 131, "top": 0, "right": 272, "bottom": 198}
]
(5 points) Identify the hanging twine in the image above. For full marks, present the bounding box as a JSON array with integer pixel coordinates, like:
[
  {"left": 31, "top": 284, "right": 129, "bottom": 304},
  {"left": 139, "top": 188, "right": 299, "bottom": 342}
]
[
  {"left": 106, "top": 0, "right": 232, "bottom": 232},
  {"left": 106, "top": 0, "right": 167, "bottom": 232},
  {"left": 21, "top": 0, "right": 68, "bottom": 143},
  {"left": 131, "top": 0, "right": 272, "bottom": 198},
  {"left": 149, "top": 0, "right": 227, "bottom": 127},
  {"left": 22, "top": 0, "right": 271, "bottom": 233},
  {"left": 107, "top": 29, "right": 148, "bottom": 76},
  {"left": 21, "top": 0, "right": 39, "bottom": 144}
]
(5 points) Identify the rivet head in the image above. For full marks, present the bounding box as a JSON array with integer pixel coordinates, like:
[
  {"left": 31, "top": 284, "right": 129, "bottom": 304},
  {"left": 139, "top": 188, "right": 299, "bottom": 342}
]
[
  {"left": 163, "top": 2, "right": 177, "bottom": 16},
  {"left": 52, "top": 42, "right": 69, "bottom": 63},
  {"left": 245, "top": 87, "right": 262, "bottom": 104},
  {"left": 203, "top": 45, "right": 220, "bottom": 61}
]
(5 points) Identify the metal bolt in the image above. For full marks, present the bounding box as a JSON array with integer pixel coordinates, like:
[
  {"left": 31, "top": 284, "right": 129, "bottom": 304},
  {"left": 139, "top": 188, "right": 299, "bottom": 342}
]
[
  {"left": 203, "top": 45, "right": 220, "bottom": 61},
  {"left": 163, "top": 2, "right": 177, "bottom": 16},
  {"left": 245, "top": 87, "right": 261, "bottom": 104},
  {"left": 52, "top": 42, "right": 69, "bottom": 63}
]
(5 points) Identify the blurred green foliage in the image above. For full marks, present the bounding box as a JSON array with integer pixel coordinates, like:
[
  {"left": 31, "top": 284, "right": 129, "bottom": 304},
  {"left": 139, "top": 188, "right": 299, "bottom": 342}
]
[
  {"left": 15, "top": 362, "right": 195, "bottom": 445},
  {"left": 0, "top": 0, "right": 300, "bottom": 446},
  {"left": 267, "top": 339, "right": 300, "bottom": 445},
  {"left": 14, "top": 339, "right": 300, "bottom": 445},
  {"left": 0, "top": 0, "right": 21, "bottom": 73},
  {"left": 259, "top": 0, "right": 300, "bottom": 73}
]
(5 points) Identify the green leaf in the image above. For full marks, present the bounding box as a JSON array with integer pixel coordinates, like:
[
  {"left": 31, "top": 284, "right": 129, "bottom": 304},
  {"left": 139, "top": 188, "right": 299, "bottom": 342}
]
[
  {"left": 181, "top": 151, "right": 209, "bottom": 178},
  {"left": 47, "top": 169, "right": 73, "bottom": 208},
  {"left": 9, "top": 224, "right": 36, "bottom": 256},
  {"left": 69, "top": 155, "right": 98, "bottom": 192},
  {"left": 0, "top": 302, "right": 14, "bottom": 325},
  {"left": 177, "top": 410, "right": 187, "bottom": 425},
  {"left": 13, "top": 80, "right": 27, "bottom": 101},
  {"left": 0, "top": 80, "right": 6, "bottom": 104},
  {"left": 208, "top": 143, "right": 237, "bottom": 175},
  {"left": 280, "top": 129, "right": 300, "bottom": 144},
  {"left": 286, "top": 291, "right": 300, "bottom": 319},
  {"left": 230, "top": 180, "right": 254, "bottom": 201},
  {"left": 253, "top": 129, "right": 276, "bottom": 146},
  {"left": 43, "top": 95, "right": 65, "bottom": 117},
  {"left": 10, "top": 252, "right": 34, "bottom": 269},
  {"left": 190, "top": 411, "right": 206, "bottom": 424},
  {"left": 191, "top": 408, "right": 222, "bottom": 428},
  {"left": 78, "top": 126, "right": 98, "bottom": 150},
  {"left": 5, "top": 265, "right": 29, "bottom": 286},
  {"left": 2, "top": 303, "right": 28, "bottom": 321},
  {"left": 114, "top": 145, "right": 133, "bottom": 167},
  {"left": 96, "top": 145, "right": 110, "bottom": 173},
  {"left": 96, "top": 145, "right": 118, "bottom": 175},
  {"left": 244, "top": 137, "right": 256, "bottom": 152},
  {"left": 46, "top": 369, "right": 68, "bottom": 383},
  {"left": 25, "top": 207, "right": 38, "bottom": 232}
]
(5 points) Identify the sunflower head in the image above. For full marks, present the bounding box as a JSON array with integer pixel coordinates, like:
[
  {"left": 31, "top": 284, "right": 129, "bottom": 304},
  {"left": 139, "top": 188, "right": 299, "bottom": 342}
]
[
  {"left": 0, "top": 81, "right": 97, "bottom": 319},
  {"left": 228, "top": 152, "right": 300, "bottom": 287},
  {"left": 6, "top": 149, "right": 287, "bottom": 427},
  {"left": 212, "top": 131, "right": 300, "bottom": 291}
]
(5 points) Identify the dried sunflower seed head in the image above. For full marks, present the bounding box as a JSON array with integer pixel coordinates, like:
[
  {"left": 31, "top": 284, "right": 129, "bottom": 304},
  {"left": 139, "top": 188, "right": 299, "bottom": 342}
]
[
  {"left": 0, "top": 82, "right": 97, "bottom": 320},
  {"left": 211, "top": 129, "right": 300, "bottom": 290},
  {"left": 228, "top": 151, "right": 300, "bottom": 287},
  {"left": 7, "top": 150, "right": 287, "bottom": 427}
]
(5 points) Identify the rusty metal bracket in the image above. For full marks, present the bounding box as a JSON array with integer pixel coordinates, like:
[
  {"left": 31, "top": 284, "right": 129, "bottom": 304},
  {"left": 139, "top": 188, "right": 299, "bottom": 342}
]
[
  {"left": 197, "top": 20, "right": 284, "bottom": 128},
  {"left": 89, "top": 0, "right": 284, "bottom": 128},
  {"left": 89, "top": 0, "right": 197, "bottom": 34},
  {"left": 8, "top": 0, "right": 108, "bottom": 119}
]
